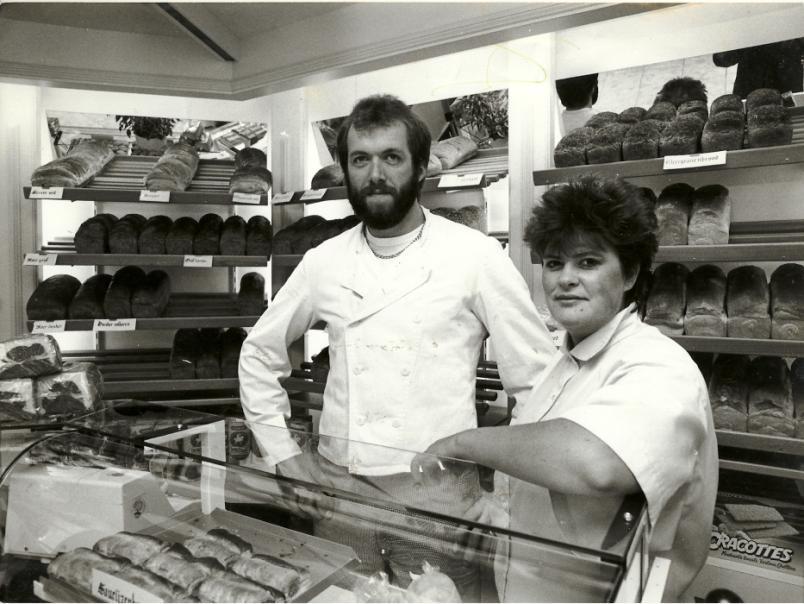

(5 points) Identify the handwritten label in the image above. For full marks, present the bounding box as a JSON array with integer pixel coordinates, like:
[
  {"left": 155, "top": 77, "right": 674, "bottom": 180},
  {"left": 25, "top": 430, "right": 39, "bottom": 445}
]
[
  {"left": 438, "top": 173, "right": 484, "bottom": 188},
  {"left": 551, "top": 330, "right": 565, "bottom": 348},
  {"left": 663, "top": 151, "right": 727, "bottom": 170},
  {"left": 272, "top": 191, "right": 294, "bottom": 204},
  {"left": 92, "top": 569, "right": 164, "bottom": 603},
  {"left": 93, "top": 318, "right": 136, "bottom": 332},
  {"left": 232, "top": 192, "right": 262, "bottom": 204},
  {"left": 139, "top": 190, "right": 170, "bottom": 202},
  {"left": 183, "top": 254, "right": 213, "bottom": 267},
  {"left": 23, "top": 253, "right": 57, "bottom": 266},
  {"left": 31, "top": 320, "right": 65, "bottom": 334},
  {"left": 300, "top": 188, "right": 327, "bottom": 201},
  {"left": 29, "top": 186, "right": 63, "bottom": 199}
]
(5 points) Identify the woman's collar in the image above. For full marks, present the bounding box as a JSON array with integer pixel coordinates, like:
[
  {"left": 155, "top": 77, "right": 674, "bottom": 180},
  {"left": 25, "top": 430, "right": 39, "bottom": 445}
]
[{"left": 563, "top": 304, "right": 639, "bottom": 362}]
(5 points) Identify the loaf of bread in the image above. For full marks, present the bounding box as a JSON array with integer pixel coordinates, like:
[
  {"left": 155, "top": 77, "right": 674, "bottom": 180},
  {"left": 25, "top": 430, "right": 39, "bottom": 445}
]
[
  {"left": 221, "top": 327, "right": 246, "bottom": 379},
  {"left": 747, "top": 104, "right": 793, "bottom": 148},
  {"left": 645, "top": 102, "right": 677, "bottom": 123},
  {"left": 0, "top": 334, "right": 62, "bottom": 380},
  {"left": 309, "top": 220, "right": 343, "bottom": 249},
  {"left": 747, "top": 356, "right": 795, "bottom": 437},
  {"left": 229, "top": 166, "right": 272, "bottom": 195},
  {"left": 583, "top": 111, "right": 619, "bottom": 129},
  {"left": 726, "top": 266, "right": 770, "bottom": 338},
  {"left": 644, "top": 263, "right": 689, "bottom": 335},
  {"left": 131, "top": 270, "right": 171, "bottom": 318},
  {"left": 792, "top": 358, "right": 804, "bottom": 438},
  {"left": 617, "top": 107, "right": 647, "bottom": 125},
  {"left": 701, "top": 111, "right": 745, "bottom": 152},
  {"left": 678, "top": 100, "right": 709, "bottom": 124},
  {"left": 426, "top": 153, "right": 442, "bottom": 177},
  {"left": 711, "top": 94, "right": 743, "bottom": 115},
  {"left": 234, "top": 148, "right": 267, "bottom": 170},
  {"left": 164, "top": 217, "right": 199, "bottom": 255},
  {"left": 770, "top": 263, "right": 804, "bottom": 340},
  {"left": 169, "top": 328, "right": 201, "bottom": 379},
  {"left": 0, "top": 377, "right": 37, "bottom": 419},
  {"left": 36, "top": 362, "right": 103, "bottom": 417},
  {"left": 709, "top": 354, "right": 750, "bottom": 431},
  {"left": 238, "top": 272, "right": 265, "bottom": 316},
  {"left": 586, "top": 123, "right": 630, "bottom": 164},
  {"left": 688, "top": 184, "right": 730, "bottom": 245},
  {"left": 246, "top": 215, "right": 272, "bottom": 257},
  {"left": 75, "top": 214, "right": 118, "bottom": 253},
  {"left": 220, "top": 215, "right": 247, "bottom": 255},
  {"left": 144, "top": 142, "right": 199, "bottom": 191},
  {"left": 48, "top": 548, "right": 124, "bottom": 593},
  {"left": 622, "top": 121, "right": 664, "bottom": 160},
  {"left": 26, "top": 274, "right": 81, "bottom": 321},
  {"left": 194, "top": 213, "right": 223, "bottom": 255},
  {"left": 655, "top": 183, "right": 694, "bottom": 245},
  {"left": 311, "top": 163, "right": 344, "bottom": 189},
  {"left": 554, "top": 127, "right": 594, "bottom": 167},
  {"left": 138, "top": 215, "right": 173, "bottom": 254},
  {"left": 104, "top": 265, "right": 147, "bottom": 319},
  {"left": 432, "top": 136, "right": 478, "bottom": 169},
  {"left": 684, "top": 265, "right": 727, "bottom": 336},
  {"left": 109, "top": 214, "right": 146, "bottom": 254},
  {"left": 690, "top": 351, "right": 714, "bottom": 383},
  {"left": 273, "top": 215, "right": 328, "bottom": 255},
  {"left": 69, "top": 274, "right": 113, "bottom": 319},
  {"left": 746, "top": 88, "right": 781, "bottom": 113},
  {"left": 659, "top": 115, "right": 704, "bottom": 156},
  {"left": 31, "top": 139, "right": 115, "bottom": 188},
  {"left": 196, "top": 328, "right": 222, "bottom": 379}
]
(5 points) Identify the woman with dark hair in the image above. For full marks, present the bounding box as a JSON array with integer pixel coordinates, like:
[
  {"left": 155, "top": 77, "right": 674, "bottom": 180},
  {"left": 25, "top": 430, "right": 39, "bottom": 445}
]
[{"left": 412, "top": 175, "right": 718, "bottom": 602}]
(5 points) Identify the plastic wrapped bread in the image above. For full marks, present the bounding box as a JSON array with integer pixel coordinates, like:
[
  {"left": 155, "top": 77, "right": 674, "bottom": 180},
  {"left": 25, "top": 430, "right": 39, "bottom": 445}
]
[
  {"left": 0, "top": 334, "right": 62, "bottom": 379},
  {"left": 770, "top": 263, "right": 804, "bottom": 340},
  {"left": 131, "top": 270, "right": 171, "bottom": 318},
  {"left": 170, "top": 328, "right": 201, "bottom": 379},
  {"left": 0, "top": 378, "right": 37, "bottom": 419},
  {"left": 431, "top": 136, "right": 478, "bottom": 169},
  {"left": 104, "top": 265, "right": 146, "bottom": 319},
  {"left": 655, "top": 183, "right": 694, "bottom": 246},
  {"left": 792, "top": 358, "right": 804, "bottom": 438},
  {"left": 246, "top": 215, "right": 272, "bottom": 257},
  {"left": 26, "top": 274, "right": 81, "bottom": 321},
  {"left": 48, "top": 547, "right": 124, "bottom": 593},
  {"left": 144, "top": 142, "right": 199, "bottom": 191},
  {"left": 747, "top": 356, "right": 795, "bottom": 437},
  {"left": 138, "top": 215, "right": 173, "bottom": 254},
  {"left": 726, "top": 266, "right": 770, "bottom": 339},
  {"left": 709, "top": 354, "right": 750, "bottom": 431},
  {"left": 684, "top": 265, "right": 726, "bottom": 336},
  {"left": 109, "top": 214, "right": 146, "bottom": 254},
  {"left": 31, "top": 139, "right": 115, "bottom": 188},
  {"left": 688, "top": 184, "right": 730, "bottom": 245},
  {"left": 238, "top": 272, "right": 265, "bottom": 316},
  {"left": 165, "top": 217, "right": 199, "bottom": 255},
  {"left": 35, "top": 361, "right": 103, "bottom": 417},
  {"left": 74, "top": 214, "right": 118, "bottom": 254},
  {"left": 644, "top": 263, "right": 689, "bottom": 335},
  {"left": 69, "top": 274, "right": 113, "bottom": 319}
]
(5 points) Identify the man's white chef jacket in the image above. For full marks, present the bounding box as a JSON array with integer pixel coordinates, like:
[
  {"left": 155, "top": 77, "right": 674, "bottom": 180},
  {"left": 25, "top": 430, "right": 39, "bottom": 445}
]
[
  {"left": 496, "top": 305, "right": 719, "bottom": 602},
  {"left": 239, "top": 210, "right": 554, "bottom": 475}
]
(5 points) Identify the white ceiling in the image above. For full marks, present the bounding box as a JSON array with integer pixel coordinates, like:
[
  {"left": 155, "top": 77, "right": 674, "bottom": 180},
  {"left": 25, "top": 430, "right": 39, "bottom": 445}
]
[{"left": 203, "top": 2, "right": 352, "bottom": 39}]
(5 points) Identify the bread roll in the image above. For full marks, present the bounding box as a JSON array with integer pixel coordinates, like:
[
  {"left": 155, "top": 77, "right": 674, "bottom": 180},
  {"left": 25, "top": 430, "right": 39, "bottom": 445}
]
[
  {"left": 104, "top": 266, "right": 147, "bottom": 319},
  {"left": 131, "top": 270, "right": 171, "bottom": 318},
  {"left": 311, "top": 163, "right": 344, "bottom": 189},
  {"left": 701, "top": 111, "right": 744, "bottom": 153},
  {"left": 246, "top": 215, "right": 272, "bottom": 257},
  {"left": 659, "top": 115, "right": 703, "bottom": 156},
  {"left": 138, "top": 215, "right": 173, "bottom": 254},
  {"left": 644, "top": 263, "right": 689, "bottom": 335},
  {"left": 238, "top": 272, "right": 265, "bottom": 316},
  {"left": 617, "top": 107, "right": 647, "bottom": 125},
  {"left": 221, "top": 327, "right": 247, "bottom": 379},
  {"left": 69, "top": 274, "right": 113, "bottom": 319},
  {"left": 726, "top": 266, "right": 770, "bottom": 339},
  {"left": 426, "top": 153, "right": 442, "bottom": 177},
  {"left": 220, "top": 215, "right": 247, "bottom": 255},
  {"left": 432, "top": 136, "right": 478, "bottom": 169},
  {"left": 791, "top": 358, "right": 804, "bottom": 438},
  {"left": 688, "top": 184, "right": 730, "bottom": 245},
  {"left": 145, "top": 142, "right": 199, "bottom": 191},
  {"left": 710, "top": 94, "right": 743, "bottom": 115},
  {"left": 229, "top": 166, "right": 272, "bottom": 195},
  {"left": 770, "top": 263, "right": 804, "bottom": 340},
  {"left": 655, "top": 183, "right": 694, "bottom": 246},
  {"left": 747, "top": 356, "right": 795, "bottom": 437},
  {"left": 554, "top": 127, "right": 593, "bottom": 167},
  {"left": 583, "top": 111, "right": 619, "bottom": 129},
  {"left": 26, "top": 275, "right": 81, "bottom": 321},
  {"left": 36, "top": 362, "right": 103, "bottom": 417},
  {"left": 75, "top": 214, "right": 118, "bottom": 253},
  {"left": 622, "top": 121, "right": 663, "bottom": 160},
  {"left": 709, "top": 354, "right": 750, "bottom": 431},
  {"left": 109, "top": 214, "right": 146, "bottom": 254},
  {"left": 165, "top": 217, "right": 199, "bottom": 255},
  {"left": 0, "top": 334, "right": 62, "bottom": 380},
  {"left": 169, "top": 328, "right": 201, "bottom": 379},
  {"left": 684, "top": 265, "right": 726, "bottom": 336},
  {"left": 31, "top": 139, "right": 114, "bottom": 187},
  {"left": 234, "top": 148, "right": 267, "bottom": 170},
  {"left": 194, "top": 213, "right": 223, "bottom": 255},
  {"left": 586, "top": 123, "right": 630, "bottom": 164},
  {"left": 196, "top": 328, "right": 222, "bottom": 379}
]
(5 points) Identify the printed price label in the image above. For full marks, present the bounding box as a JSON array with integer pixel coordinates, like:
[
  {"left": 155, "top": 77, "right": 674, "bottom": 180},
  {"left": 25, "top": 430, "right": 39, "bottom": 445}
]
[
  {"left": 183, "top": 254, "right": 213, "bottom": 267},
  {"left": 23, "top": 253, "right": 57, "bottom": 266},
  {"left": 438, "top": 173, "right": 484, "bottom": 188},
  {"left": 29, "top": 186, "right": 64, "bottom": 199},
  {"left": 300, "top": 188, "right": 327, "bottom": 201},
  {"left": 139, "top": 190, "right": 170, "bottom": 202},
  {"left": 272, "top": 191, "right": 295, "bottom": 204},
  {"left": 93, "top": 318, "right": 137, "bottom": 332},
  {"left": 232, "top": 192, "right": 262, "bottom": 204},
  {"left": 31, "top": 320, "right": 65, "bottom": 334},
  {"left": 92, "top": 569, "right": 165, "bottom": 603},
  {"left": 662, "top": 151, "right": 727, "bottom": 170}
]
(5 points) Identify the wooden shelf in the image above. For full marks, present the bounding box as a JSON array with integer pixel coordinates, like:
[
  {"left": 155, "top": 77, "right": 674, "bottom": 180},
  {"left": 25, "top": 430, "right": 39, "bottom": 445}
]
[
  {"left": 655, "top": 242, "right": 804, "bottom": 263},
  {"left": 28, "top": 315, "right": 262, "bottom": 332},
  {"left": 272, "top": 254, "right": 304, "bottom": 267},
  {"left": 670, "top": 335, "right": 804, "bottom": 356},
  {"left": 716, "top": 430, "right": 804, "bottom": 456},
  {"left": 27, "top": 251, "right": 271, "bottom": 267}
]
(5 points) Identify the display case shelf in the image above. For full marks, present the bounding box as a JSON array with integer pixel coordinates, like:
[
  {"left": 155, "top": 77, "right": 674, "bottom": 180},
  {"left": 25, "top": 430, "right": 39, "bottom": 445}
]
[
  {"left": 670, "top": 335, "right": 804, "bottom": 356},
  {"left": 654, "top": 242, "right": 804, "bottom": 263},
  {"left": 716, "top": 430, "right": 804, "bottom": 456},
  {"left": 26, "top": 250, "right": 270, "bottom": 267}
]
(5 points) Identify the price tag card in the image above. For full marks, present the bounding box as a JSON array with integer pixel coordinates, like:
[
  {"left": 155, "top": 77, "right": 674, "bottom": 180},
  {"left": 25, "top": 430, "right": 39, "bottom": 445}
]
[
  {"left": 272, "top": 191, "right": 295, "bottom": 204},
  {"left": 23, "top": 253, "right": 57, "bottom": 266},
  {"left": 93, "top": 569, "right": 164, "bottom": 603},
  {"left": 93, "top": 318, "right": 137, "bottom": 332},
  {"left": 139, "top": 189, "right": 170, "bottom": 202},
  {"left": 550, "top": 330, "right": 566, "bottom": 348},
  {"left": 438, "top": 173, "right": 484, "bottom": 188},
  {"left": 31, "top": 320, "right": 65, "bottom": 334},
  {"left": 300, "top": 188, "right": 328, "bottom": 201},
  {"left": 29, "top": 186, "right": 64, "bottom": 199},
  {"left": 663, "top": 151, "right": 727, "bottom": 170},
  {"left": 183, "top": 254, "right": 213, "bottom": 267},
  {"left": 232, "top": 192, "right": 262, "bottom": 204}
]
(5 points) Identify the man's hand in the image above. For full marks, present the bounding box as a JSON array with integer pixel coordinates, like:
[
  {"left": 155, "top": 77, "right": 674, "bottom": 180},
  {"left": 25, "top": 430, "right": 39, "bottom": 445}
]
[
  {"left": 409, "top": 434, "right": 462, "bottom": 488},
  {"left": 276, "top": 452, "right": 337, "bottom": 520}
]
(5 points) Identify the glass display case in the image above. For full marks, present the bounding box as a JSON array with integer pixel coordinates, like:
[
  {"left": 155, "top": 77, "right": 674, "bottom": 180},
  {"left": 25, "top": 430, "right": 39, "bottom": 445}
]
[{"left": 0, "top": 402, "right": 653, "bottom": 602}]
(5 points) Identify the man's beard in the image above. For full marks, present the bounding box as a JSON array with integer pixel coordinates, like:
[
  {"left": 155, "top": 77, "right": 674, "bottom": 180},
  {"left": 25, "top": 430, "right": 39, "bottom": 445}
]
[{"left": 347, "top": 175, "right": 419, "bottom": 230}]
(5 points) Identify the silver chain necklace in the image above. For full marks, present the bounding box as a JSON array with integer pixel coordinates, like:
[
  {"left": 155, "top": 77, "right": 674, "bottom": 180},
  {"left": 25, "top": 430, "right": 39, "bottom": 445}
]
[{"left": 364, "top": 219, "right": 426, "bottom": 260}]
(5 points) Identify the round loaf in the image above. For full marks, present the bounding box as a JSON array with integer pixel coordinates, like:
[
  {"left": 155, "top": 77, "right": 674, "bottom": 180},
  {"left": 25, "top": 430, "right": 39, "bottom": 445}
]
[
  {"left": 646, "top": 102, "right": 677, "bottom": 122},
  {"left": 27, "top": 275, "right": 81, "bottom": 321},
  {"left": 617, "top": 107, "right": 647, "bottom": 125},
  {"left": 710, "top": 94, "right": 743, "bottom": 115},
  {"left": 311, "top": 163, "right": 344, "bottom": 189},
  {"left": 238, "top": 272, "right": 265, "bottom": 316},
  {"left": 746, "top": 88, "right": 781, "bottom": 112},
  {"left": 747, "top": 105, "right": 792, "bottom": 148},
  {"left": 659, "top": 115, "right": 704, "bottom": 156},
  {"left": 583, "top": 111, "right": 619, "bottom": 129},
  {"left": 622, "top": 121, "right": 664, "bottom": 160},
  {"left": 554, "top": 127, "right": 593, "bottom": 167},
  {"left": 678, "top": 100, "right": 709, "bottom": 124},
  {"left": 587, "top": 123, "right": 630, "bottom": 164},
  {"left": 234, "top": 148, "right": 267, "bottom": 170}
]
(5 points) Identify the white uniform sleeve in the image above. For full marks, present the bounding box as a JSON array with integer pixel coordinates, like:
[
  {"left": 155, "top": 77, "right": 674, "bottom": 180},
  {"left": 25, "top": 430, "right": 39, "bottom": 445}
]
[{"left": 239, "top": 258, "right": 317, "bottom": 465}]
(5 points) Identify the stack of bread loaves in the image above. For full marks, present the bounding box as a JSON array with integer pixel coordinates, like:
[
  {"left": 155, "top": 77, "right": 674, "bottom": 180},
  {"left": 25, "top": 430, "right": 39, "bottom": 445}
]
[
  {"left": 229, "top": 148, "right": 272, "bottom": 195},
  {"left": 746, "top": 89, "right": 793, "bottom": 149},
  {"left": 169, "top": 327, "right": 247, "bottom": 379},
  {"left": 653, "top": 182, "right": 731, "bottom": 246}
]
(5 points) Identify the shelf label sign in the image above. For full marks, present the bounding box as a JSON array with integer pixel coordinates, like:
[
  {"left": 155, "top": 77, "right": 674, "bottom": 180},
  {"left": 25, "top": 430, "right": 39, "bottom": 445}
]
[
  {"left": 438, "top": 173, "right": 484, "bottom": 188},
  {"left": 183, "top": 254, "right": 213, "bottom": 267},
  {"left": 663, "top": 151, "right": 727, "bottom": 170},
  {"left": 31, "top": 320, "right": 65, "bottom": 334},
  {"left": 139, "top": 189, "right": 171, "bottom": 202},
  {"left": 23, "top": 253, "right": 57, "bottom": 266},
  {"left": 93, "top": 318, "right": 137, "bottom": 331},
  {"left": 92, "top": 569, "right": 165, "bottom": 603},
  {"left": 232, "top": 192, "right": 262, "bottom": 204},
  {"left": 29, "top": 186, "right": 64, "bottom": 199},
  {"left": 300, "top": 188, "right": 327, "bottom": 201},
  {"left": 272, "top": 191, "right": 295, "bottom": 204}
]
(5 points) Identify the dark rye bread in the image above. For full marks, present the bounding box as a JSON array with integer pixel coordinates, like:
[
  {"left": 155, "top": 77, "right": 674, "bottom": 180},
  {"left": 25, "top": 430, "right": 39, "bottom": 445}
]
[
  {"left": 238, "top": 272, "right": 265, "bottom": 316},
  {"left": 617, "top": 106, "right": 647, "bottom": 125},
  {"left": 622, "top": 120, "right": 664, "bottom": 160},
  {"left": 554, "top": 127, "right": 593, "bottom": 167},
  {"left": 26, "top": 275, "right": 81, "bottom": 321},
  {"left": 292, "top": 216, "right": 330, "bottom": 253},
  {"left": 644, "top": 262, "right": 689, "bottom": 335},
  {"left": 659, "top": 115, "right": 704, "bottom": 156},
  {"left": 745, "top": 88, "right": 781, "bottom": 113},
  {"left": 194, "top": 213, "right": 223, "bottom": 255},
  {"left": 747, "top": 104, "right": 792, "bottom": 148},
  {"left": 770, "top": 263, "right": 804, "bottom": 340},
  {"left": 726, "top": 266, "right": 770, "bottom": 339},
  {"left": 235, "top": 148, "right": 267, "bottom": 170},
  {"left": 0, "top": 334, "right": 62, "bottom": 380},
  {"left": 109, "top": 214, "right": 146, "bottom": 254},
  {"left": 678, "top": 100, "right": 709, "bottom": 124},
  {"left": 688, "top": 184, "right": 730, "bottom": 245},
  {"left": 75, "top": 214, "right": 118, "bottom": 253},
  {"left": 709, "top": 354, "right": 750, "bottom": 431},
  {"left": 68, "top": 274, "right": 113, "bottom": 319},
  {"left": 220, "top": 215, "right": 247, "bottom": 255},
  {"left": 229, "top": 166, "right": 272, "bottom": 195},
  {"left": 645, "top": 102, "right": 677, "bottom": 123},
  {"left": 104, "top": 266, "right": 147, "bottom": 319},
  {"left": 196, "top": 328, "right": 222, "bottom": 379},
  {"left": 131, "top": 270, "right": 171, "bottom": 318},
  {"left": 169, "top": 328, "right": 201, "bottom": 379},
  {"left": 684, "top": 265, "right": 727, "bottom": 337},
  {"left": 583, "top": 111, "right": 619, "bottom": 129},
  {"left": 655, "top": 183, "right": 694, "bottom": 246},
  {"left": 221, "top": 327, "right": 247, "bottom": 378},
  {"left": 311, "top": 163, "right": 344, "bottom": 189},
  {"left": 710, "top": 94, "right": 743, "bottom": 116},
  {"left": 165, "top": 217, "right": 198, "bottom": 255},
  {"left": 701, "top": 111, "right": 745, "bottom": 152},
  {"left": 747, "top": 356, "right": 794, "bottom": 437},
  {"left": 246, "top": 215, "right": 272, "bottom": 257},
  {"left": 586, "top": 123, "right": 630, "bottom": 164},
  {"left": 138, "top": 215, "right": 173, "bottom": 254}
]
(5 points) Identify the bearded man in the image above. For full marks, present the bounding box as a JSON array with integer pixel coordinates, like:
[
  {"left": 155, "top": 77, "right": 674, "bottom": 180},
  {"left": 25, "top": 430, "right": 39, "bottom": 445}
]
[{"left": 239, "top": 94, "right": 553, "bottom": 597}]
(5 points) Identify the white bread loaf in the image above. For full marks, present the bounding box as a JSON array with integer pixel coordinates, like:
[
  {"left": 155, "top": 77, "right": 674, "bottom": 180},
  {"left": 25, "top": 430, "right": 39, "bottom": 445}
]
[
  {"left": 145, "top": 142, "right": 199, "bottom": 191},
  {"left": 431, "top": 136, "right": 478, "bottom": 169},
  {"left": 655, "top": 183, "right": 694, "bottom": 245},
  {"left": 770, "top": 263, "right": 804, "bottom": 340},
  {"left": 426, "top": 153, "right": 442, "bottom": 177},
  {"left": 726, "top": 266, "right": 770, "bottom": 339},
  {"left": 688, "top": 184, "right": 730, "bottom": 245},
  {"left": 684, "top": 265, "right": 727, "bottom": 336},
  {"left": 709, "top": 354, "right": 750, "bottom": 431},
  {"left": 644, "top": 263, "right": 689, "bottom": 335},
  {"left": 747, "top": 356, "right": 795, "bottom": 437}
]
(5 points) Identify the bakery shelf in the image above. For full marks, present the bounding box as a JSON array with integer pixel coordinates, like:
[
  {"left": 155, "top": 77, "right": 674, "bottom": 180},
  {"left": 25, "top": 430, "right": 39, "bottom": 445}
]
[
  {"left": 670, "top": 335, "right": 804, "bottom": 356},
  {"left": 719, "top": 459, "right": 804, "bottom": 481},
  {"left": 27, "top": 316, "right": 261, "bottom": 332},
  {"left": 272, "top": 254, "right": 304, "bottom": 267},
  {"left": 716, "top": 430, "right": 804, "bottom": 456},
  {"left": 27, "top": 251, "right": 271, "bottom": 268},
  {"left": 655, "top": 242, "right": 804, "bottom": 263}
]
